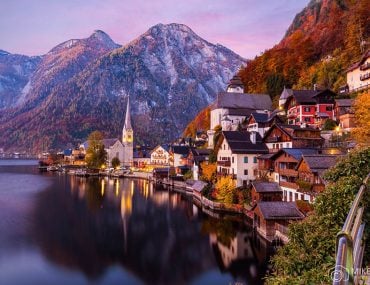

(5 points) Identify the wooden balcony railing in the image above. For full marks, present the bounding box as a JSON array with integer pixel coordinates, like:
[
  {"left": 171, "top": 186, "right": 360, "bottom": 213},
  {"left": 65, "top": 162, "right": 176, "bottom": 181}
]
[
  {"left": 279, "top": 168, "right": 298, "bottom": 177},
  {"left": 279, "top": 181, "right": 298, "bottom": 189},
  {"left": 360, "top": 62, "right": 370, "bottom": 71},
  {"left": 217, "top": 160, "right": 231, "bottom": 167}
]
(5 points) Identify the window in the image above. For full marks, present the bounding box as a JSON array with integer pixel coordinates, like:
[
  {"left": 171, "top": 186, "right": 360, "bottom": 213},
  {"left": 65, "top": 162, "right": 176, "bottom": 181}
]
[
  {"left": 244, "top": 169, "right": 248, "bottom": 175},
  {"left": 304, "top": 117, "right": 311, "bottom": 122},
  {"left": 326, "top": 106, "right": 333, "bottom": 111},
  {"left": 232, "top": 157, "right": 234, "bottom": 163},
  {"left": 244, "top": 157, "right": 248, "bottom": 163},
  {"left": 253, "top": 157, "right": 257, "bottom": 163},
  {"left": 304, "top": 107, "right": 310, "bottom": 112}
]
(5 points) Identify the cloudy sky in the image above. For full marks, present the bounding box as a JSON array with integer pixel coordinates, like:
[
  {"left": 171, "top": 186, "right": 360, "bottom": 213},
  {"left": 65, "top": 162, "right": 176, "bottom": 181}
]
[{"left": 0, "top": 0, "right": 308, "bottom": 58}]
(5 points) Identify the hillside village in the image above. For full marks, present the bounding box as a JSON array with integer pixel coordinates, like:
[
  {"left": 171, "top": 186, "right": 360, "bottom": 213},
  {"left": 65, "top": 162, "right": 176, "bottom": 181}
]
[{"left": 36, "top": 49, "right": 370, "bottom": 243}]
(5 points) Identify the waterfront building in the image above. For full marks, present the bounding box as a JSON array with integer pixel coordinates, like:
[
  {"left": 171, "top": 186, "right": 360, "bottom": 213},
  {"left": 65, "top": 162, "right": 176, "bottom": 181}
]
[
  {"left": 250, "top": 181, "right": 283, "bottom": 206},
  {"left": 217, "top": 131, "right": 268, "bottom": 187},
  {"left": 150, "top": 145, "right": 171, "bottom": 165}
]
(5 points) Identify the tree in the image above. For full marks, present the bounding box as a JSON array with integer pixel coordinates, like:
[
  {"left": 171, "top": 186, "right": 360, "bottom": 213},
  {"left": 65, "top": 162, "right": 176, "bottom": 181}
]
[
  {"left": 111, "top": 157, "right": 121, "bottom": 169},
  {"left": 266, "top": 147, "right": 370, "bottom": 284},
  {"left": 200, "top": 162, "right": 217, "bottom": 183},
  {"left": 85, "top": 131, "right": 107, "bottom": 169},
  {"left": 352, "top": 92, "right": 370, "bottom": 145},
  {"left": 214, "top": 176, "right": 236, "bottom": 204},
  {"left": 322, "top": 119, "right": 337, "bottom": 131}
]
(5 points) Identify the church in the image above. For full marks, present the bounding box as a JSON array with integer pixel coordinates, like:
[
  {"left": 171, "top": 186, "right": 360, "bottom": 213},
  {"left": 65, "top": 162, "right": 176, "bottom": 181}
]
[{"left": 104, "top": 97, "right": 134, "bottom": 167}]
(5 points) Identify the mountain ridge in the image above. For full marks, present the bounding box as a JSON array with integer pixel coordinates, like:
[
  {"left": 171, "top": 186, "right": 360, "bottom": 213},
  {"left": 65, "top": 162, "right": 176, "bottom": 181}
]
[{"left": 0, "top": 23, "right": 245, "bottom": 151}]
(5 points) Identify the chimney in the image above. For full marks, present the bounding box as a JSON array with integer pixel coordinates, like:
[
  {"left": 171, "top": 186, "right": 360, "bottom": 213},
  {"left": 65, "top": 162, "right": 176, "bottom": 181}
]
[
  {"left": 250, "top": 131, "right": 257, "bottom": 144},
  {"left": 313, "top": 83, "right": 317, "bottom": 91}
]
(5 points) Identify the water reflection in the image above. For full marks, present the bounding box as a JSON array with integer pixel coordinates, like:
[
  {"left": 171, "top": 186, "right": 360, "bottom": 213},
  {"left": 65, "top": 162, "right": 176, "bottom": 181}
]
[{"left": 0, "top": 165, "right": 275, "bottom": 285}]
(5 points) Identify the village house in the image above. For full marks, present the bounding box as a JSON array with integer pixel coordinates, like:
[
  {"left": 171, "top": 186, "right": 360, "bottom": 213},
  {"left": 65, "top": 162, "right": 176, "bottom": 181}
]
[
  {"left": 270, "top": 148, "right": 319, "bottom": 202},
  {"left": 282, "top": 89, "right": 336, "bottom": 128},
  {"left": 263, "top": 124, "right": 324, "bottom": 152},
  {"left": 334, "top": 99, "right": 355, "bottom": 131},
  {"left": 207, "top": 75, "right": 272, "bottom": 148},
  {"left": 295, "top": 154, "right": 340, "bottom": 197},
  {"left": 150, "top": 145, "right": 170, "bottom": 166},
  {"left": 170, "top": 145, "right": 190, "bottom": 167},
  {"left": 188, "top": 148, "right": 211, "bottom": 180},
  {"left": 246, "top": 112, "right": 283, "bottom": 138},
  {"left": 250, "top": 181, "right": 283, "bottom": 206},
  {"left": 346, "top": 50, "right": 370, "bottom": 93},
  {"left": 133, "top": 148, "right": 151, "bottom": 168},
  {"left": 253, "top": 201, "right": 304, "bottom": 242},
  {"left": 217, "top": 131, "right": 268, "bottom": 187}
]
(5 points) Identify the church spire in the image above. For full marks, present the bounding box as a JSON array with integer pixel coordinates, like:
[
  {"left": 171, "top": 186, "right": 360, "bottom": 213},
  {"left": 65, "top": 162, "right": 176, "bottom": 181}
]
[{"left": 123, "top": 96, "right": 132, "bottom": 130}]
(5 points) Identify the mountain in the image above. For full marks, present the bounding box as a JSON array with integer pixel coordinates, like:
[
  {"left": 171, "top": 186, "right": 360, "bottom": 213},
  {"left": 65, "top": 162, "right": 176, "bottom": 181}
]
[
  {"left": 184, "top": 0, "right": 369, "bottom": 137},
  {"left": 0, "top": 24, "right": 245, "bottom": 151},
  {"left": 239, "top": 0, "right": 369, "bottom": 102},
  {"left": 0, "top": 50, "right": 41, "bottom": 109}
]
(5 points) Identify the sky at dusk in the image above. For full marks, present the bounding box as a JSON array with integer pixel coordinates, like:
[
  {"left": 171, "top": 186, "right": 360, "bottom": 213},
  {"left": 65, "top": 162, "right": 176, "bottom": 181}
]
[{"left": 0, "top": 0, "right": 308, "bottom": 59}]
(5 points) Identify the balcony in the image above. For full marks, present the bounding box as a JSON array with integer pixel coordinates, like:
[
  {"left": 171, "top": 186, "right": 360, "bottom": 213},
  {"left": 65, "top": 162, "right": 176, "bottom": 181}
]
[
  {"left": 360, "top": 62, "right": 370, "bottom": 71},
  {"left": 279, "top": 181, "right": 298, "bottom": 190},
  {"left": 267, "top": 136, "right": 281, "bottom": 143},
  {"left": 360, "top": 73, "right": 370, "bottom": 81},
  {"left": 217, "top": 160, "right": 231, "bottom": 167},
  {"left": 279, "top": 168, "right": 298, "bottom": 177}
]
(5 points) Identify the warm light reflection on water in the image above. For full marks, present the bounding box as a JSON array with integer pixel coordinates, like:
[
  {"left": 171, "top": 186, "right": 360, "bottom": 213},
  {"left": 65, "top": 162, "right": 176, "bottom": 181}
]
[{"left": 0, "top": 161, "right": 276, "bottom": 285}]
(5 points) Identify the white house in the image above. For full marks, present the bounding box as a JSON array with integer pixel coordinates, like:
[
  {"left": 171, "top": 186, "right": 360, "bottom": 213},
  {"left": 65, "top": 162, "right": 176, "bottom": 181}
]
[
  {"left": 150, "top": 145, "right": 170, "bottom": 165},
  {"left": 207, "top": 75, "right": 272, "bottom": 148},
  {"left": 217, "top": 131, "right": 269, "bottom": 187},
  {"left": 346, "top": 50, "right": 370, "bottom": 92}
]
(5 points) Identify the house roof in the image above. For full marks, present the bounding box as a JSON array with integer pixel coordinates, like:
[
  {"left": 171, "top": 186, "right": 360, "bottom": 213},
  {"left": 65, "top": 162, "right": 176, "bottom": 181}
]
[
  {"left": 252, "top": 182, "right": 282, "bottom": 193},
  {"left": 284, "top": 89, "right": 336, "bottom": 106},
  {"left": 102, "top": 138, "right": 120, "bottom": 148},
  {"left": 279, "top": 87, "right": 293, "bottom": 100},
  {"left": 223, "top": 131, "right": 268, "bottom": 154},
  {"left": 271, "top": 148, "right": 319, "bottom": 161},
  {"left": 151, "top": 145, "right": 170, "bottom": 154},
  {"left": 257, "top": 202, "right": 304, "bottom": 220},
  {"left": 297, "top": 154, "right": 340, "bottom": 174},
  {"left": 263, "top": 124, "right": 323, "bottom": 142},
  {"left": 191, "top": 181, "right": 208, "bottom": 193},
  {"left": 335, "top": 99, "right": 353, "bottom": 107},
  {"left": 212, "top": 92, "right": 272, "bottom": 111},
  {"left": 316, "top": 112, "right": 330, "bottom": 118},
  {"left": 171, "top": 145, "right": 190, "bottom": 155},
  {"left": 227, "top": 75, "right": 244, "bottom": 89},
  {"left": 347, "top": 50, "right": 370, "bottom": 72}
]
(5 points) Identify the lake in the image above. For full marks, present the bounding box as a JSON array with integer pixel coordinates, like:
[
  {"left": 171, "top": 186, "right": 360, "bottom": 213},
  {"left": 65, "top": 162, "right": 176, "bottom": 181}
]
[{"left": 0, "top": 160, "right": 275, "bottom": 285}]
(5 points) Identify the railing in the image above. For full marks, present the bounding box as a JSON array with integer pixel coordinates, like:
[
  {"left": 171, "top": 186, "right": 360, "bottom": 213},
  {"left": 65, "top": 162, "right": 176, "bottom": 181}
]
[
  {"left": 217, "top": 160, "right": 231, "bottom": 167},
  {"left": 360, "top": 62, "right": 370, "bottom": 71},
  {"left": 333, "top": 173, "right": 369, "bottom": 285},
  {"left": 279, "top": 168, "right": 298, "bottom": 177}
]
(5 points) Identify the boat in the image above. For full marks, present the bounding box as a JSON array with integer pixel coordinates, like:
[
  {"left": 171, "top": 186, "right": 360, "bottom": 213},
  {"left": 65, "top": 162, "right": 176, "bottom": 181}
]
[{"left": 47, "top": 166, "right": 59, "bottom": 172}]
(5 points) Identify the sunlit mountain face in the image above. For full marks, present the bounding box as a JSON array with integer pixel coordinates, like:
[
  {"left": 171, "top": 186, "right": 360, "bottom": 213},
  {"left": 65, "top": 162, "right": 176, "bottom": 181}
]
[{"left": 0, "top": 24, "right": 245, "bottom": 151}]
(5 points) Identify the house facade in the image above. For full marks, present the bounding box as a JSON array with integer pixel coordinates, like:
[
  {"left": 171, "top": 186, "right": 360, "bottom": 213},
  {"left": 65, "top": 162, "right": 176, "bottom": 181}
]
[
  {"left": 208, "top": 75, "right": 272, "bottom": 148},
  {"left": 217, "top": 131, "right": 268, "bottom": 187},
  {"left": 270, "top": 148, "right": 318, "bottom": 202},
  {"left": 263, "top": 124, "right": 324, "bottom": 152},
  {"left": 150, "top": 145, "right": 170, "bottom": 165},
  {"left": 346, "top": 50, "right": 370, "bottom": 93},
  {"left": 251, "top": 182, "right": 283, "bottom": 206},
  {"left": 284, "top": 89, "right": 336, "bottom": 128}
]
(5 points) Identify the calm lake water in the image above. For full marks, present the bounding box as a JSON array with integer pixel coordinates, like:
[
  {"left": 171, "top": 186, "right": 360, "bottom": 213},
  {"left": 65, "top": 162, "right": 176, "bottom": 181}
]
[{"left": 0, "top": 160, "right": 275, "bottom": 285}]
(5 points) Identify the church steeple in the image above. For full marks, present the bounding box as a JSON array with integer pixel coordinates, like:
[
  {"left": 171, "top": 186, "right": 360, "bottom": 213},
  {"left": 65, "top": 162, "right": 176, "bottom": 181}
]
[
  {"left": 123, "top": 96, "right": 132, "bottom": 130},
  {"left": 122, "top": 96, "right": 133, "bottom": 146}
]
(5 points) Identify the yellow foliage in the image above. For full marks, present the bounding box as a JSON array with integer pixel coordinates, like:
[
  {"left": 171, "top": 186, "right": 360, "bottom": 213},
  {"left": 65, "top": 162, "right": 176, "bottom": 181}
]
[
  {"left": 215, "top": 176, "right": 236, "bottom": 204},
  {"left": 352, "top": 92, "right": 370, "bottom": 145},
  {"left": 200, "top": 162, "right": 217, "bottom": 183}
]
